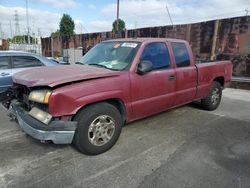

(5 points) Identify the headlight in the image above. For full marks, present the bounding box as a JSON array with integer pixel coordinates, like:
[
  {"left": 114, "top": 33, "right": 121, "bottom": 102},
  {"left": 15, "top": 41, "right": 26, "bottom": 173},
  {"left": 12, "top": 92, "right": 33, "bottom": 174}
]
[
  {"left": 29, "top": 107, "right": 52, "bottom": 124},
  {"left": 28, "top": 90, "right": 52, "bottom": 104}
]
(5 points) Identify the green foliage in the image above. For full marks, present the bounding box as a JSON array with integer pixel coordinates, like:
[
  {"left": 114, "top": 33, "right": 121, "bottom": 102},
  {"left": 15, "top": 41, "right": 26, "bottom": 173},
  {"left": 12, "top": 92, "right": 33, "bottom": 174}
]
[
  {"left": 51, "top": 30, "right": 60, "bottom": 37},
  {"left": 112, "top": 18, "right": 125, "bottom": 31},
  {"left": 9, "top": 35, "right": 35, "bottom": 44},
  {"left": 59, "top": 14, "right": 75, "bottom": 36}
]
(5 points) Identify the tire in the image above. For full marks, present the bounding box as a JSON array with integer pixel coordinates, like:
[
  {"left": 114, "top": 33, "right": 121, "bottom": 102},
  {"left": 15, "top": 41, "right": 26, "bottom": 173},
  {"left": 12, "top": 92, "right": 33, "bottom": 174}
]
[
  {"left": 201, "top": 81, "right": 222, "bottom": 111},
  {"left": 73, "top": 102, "right": 122, "bottom": 155}
]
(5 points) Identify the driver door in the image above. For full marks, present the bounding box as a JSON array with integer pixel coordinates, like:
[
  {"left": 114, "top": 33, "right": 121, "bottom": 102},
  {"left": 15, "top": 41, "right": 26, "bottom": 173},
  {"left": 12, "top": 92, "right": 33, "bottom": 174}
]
[{"left": 130, "top": 42, "right": 176, "bottom": 120}]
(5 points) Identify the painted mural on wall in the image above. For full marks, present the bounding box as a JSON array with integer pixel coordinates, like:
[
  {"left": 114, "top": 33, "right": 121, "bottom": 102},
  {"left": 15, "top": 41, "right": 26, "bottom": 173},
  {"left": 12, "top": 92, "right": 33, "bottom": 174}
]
[{"left": 42, "top": 15, "right": 250, "bottom": 77}]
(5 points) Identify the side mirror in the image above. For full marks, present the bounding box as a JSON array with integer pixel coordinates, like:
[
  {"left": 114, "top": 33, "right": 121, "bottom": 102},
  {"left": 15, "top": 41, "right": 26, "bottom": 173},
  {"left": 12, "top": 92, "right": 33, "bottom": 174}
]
[{"left": 137, "top": 60, "right": 153, "bottom": 75}]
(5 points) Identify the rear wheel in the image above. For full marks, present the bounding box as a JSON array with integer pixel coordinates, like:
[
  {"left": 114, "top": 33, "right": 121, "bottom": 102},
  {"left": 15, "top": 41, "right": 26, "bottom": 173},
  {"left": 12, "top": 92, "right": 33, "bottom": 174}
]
[
  {"left": 201, "top": 81, "right": 222, "bottom": 111},
  {"left": 73, "top": 102, "right": 122, "bottom": 155}
]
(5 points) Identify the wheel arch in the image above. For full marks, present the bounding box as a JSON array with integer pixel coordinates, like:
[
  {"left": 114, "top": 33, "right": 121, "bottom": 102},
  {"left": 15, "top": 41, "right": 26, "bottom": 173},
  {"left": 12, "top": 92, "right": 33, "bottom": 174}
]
[
  {"left": 73, "top": 98, "right": 127, "bottom": 124},
  {"left": 213, "top": 76, "right": 224, "bottom": 87}
]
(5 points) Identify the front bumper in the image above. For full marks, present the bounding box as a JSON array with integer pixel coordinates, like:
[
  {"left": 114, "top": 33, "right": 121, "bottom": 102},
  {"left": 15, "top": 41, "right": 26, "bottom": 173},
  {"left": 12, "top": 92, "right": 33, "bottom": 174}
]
[{"left": 9, "top": 101, "right": 77, "bottom": 144}]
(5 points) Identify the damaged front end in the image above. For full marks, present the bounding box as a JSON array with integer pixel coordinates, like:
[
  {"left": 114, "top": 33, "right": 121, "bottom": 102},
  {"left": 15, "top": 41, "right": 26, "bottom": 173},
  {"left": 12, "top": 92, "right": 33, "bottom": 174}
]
[
  {"left": 1, "top": 84, "right": 77, "bottom": 144},
  {"left": 0, "top": 85, "right": 22, "bottom": 109}
]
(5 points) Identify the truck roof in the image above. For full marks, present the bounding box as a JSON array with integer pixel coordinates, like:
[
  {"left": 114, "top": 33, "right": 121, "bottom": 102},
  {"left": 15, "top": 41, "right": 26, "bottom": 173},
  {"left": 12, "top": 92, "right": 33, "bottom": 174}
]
[{"left": 105, "top": 37, "right": 187, "bottom": 43}]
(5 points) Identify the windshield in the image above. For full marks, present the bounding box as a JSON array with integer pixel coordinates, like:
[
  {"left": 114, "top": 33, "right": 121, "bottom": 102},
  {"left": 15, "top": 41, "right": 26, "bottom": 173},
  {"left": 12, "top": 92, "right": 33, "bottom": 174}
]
[{"left": 79, "top": 42, "right": 140, "bottom": 71}]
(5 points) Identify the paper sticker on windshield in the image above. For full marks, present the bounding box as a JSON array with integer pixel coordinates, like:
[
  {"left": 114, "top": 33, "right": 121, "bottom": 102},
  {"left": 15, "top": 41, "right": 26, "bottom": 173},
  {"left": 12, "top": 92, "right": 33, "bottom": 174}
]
[
  {"left": 113, "top": 43, "right": 121, "bottom": 48},
  {"left": 121, "top": 43, "right": 138, "bottom": 48}
]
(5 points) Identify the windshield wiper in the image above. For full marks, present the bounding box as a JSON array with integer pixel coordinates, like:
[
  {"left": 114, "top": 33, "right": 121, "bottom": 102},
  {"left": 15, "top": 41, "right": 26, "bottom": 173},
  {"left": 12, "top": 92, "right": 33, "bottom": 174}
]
[
  {"left": 75, "top": 61, "right": 84, "bottom": 65},
  {"left": 88, "top": 63, "right": 118, "bottom": 71},
  {"left": 88, "top": 63, "right": 108, "bottom": 68}
]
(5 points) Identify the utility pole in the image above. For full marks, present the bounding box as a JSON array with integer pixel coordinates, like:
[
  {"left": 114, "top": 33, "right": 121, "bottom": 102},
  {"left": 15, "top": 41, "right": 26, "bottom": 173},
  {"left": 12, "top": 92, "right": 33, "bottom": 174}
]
[
  {"left": 37, "top": 28, "right": 41, "bottom": 54},
  {"left": 9, "top": 20, "right": 13, "bottom": 38},
  {"left": 26, "top": 0, "right": 31, "bottom": 44},
  {"left": 246, "top": 8, "right": 249, "bottom": 16},
  {"left": 0, "top": 23, "right": 2, "bottom": 39},
  {"left": 165, "top": 2, "right": 174, "bottom": 28},
  {"left": 116, "top": 0, "right": 120, "bottom": 32},
  {"left": 37, "top": 28, "right": 41, "bottom": 37},
  {"left": 14, "top": 10, "right": 20, "bottom": 36}
]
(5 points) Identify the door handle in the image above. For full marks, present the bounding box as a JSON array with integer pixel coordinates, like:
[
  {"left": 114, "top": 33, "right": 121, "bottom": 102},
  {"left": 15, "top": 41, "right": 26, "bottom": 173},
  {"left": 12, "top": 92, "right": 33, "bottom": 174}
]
[
  {"left": 1, "top": 73, "right": 10, "bottom": 76},
  {"left": 168, "top": 75, "right": 176, "bottom": 81}
]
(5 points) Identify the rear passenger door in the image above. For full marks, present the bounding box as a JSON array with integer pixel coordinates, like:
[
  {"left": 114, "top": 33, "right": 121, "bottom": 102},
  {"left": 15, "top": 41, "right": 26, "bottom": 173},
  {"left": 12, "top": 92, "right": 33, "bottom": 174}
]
[
  {"left": 11, "top": 56, "right": 44, "bottom": 75},
  {"left": 0, "top": 56, "right": 12, "bottom": 92},
  {"left": 171, "top": 42, "right": 197, "bottom": 105}
]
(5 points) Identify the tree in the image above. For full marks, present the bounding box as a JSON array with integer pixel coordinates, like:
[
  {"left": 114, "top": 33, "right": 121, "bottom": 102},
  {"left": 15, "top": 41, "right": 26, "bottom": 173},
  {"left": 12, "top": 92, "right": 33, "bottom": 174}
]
[
  {"left": 51, "top": 30, "right": 60, "bottom": 37},
  {"left": 10, "top": 35, "right": 35, "bottom": 44},
  {"left": 112, "top": 18, "right": 125, "bottom": 31},
  {"left": 59, "top": 14, "right": 75, "bottom": 36}
]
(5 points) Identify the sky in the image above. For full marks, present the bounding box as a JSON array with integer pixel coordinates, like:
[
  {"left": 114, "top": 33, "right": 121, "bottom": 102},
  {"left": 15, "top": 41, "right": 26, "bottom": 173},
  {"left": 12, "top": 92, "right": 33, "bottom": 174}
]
[{"left": 0, "top": 0, "right": 249, "bottom": 38}]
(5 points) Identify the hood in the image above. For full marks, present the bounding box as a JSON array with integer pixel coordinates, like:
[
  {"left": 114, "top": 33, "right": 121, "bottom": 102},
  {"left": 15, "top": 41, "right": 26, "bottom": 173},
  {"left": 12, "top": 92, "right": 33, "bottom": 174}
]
[{"left": 13, "top": 65, "right": 120, "bottom": 88}]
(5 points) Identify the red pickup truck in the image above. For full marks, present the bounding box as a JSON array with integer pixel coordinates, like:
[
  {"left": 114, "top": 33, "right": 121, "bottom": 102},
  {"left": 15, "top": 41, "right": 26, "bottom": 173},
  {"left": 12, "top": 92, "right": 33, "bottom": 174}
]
[{"left": 1, "top": 38, "right": 232, "bottom": 155}]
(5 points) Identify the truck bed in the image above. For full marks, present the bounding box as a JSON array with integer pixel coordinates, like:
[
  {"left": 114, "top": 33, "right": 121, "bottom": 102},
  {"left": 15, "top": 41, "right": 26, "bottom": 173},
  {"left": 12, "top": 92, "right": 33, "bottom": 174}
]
[{"left": 195, "top": 61, "right": 232, "bottom": 99}]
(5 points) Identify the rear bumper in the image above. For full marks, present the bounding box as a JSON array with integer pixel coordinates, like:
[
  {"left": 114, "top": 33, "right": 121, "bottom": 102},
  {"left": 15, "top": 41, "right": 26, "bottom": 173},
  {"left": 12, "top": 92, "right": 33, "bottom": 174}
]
[{"left": 9, "top": 102, "right": 77, "bottom": 144}]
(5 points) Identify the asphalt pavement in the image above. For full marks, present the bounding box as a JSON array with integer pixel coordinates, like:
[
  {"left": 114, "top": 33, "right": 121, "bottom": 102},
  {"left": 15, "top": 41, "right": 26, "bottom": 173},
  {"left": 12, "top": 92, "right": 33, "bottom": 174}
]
[{"left": 0, "top": 88, "right": 250, "bottom": 188}]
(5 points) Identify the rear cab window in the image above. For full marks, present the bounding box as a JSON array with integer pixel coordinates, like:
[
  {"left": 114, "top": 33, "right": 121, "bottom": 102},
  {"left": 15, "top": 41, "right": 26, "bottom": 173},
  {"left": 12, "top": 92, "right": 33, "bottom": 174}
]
[
  {"left": 140, "top": 42, "right": 171, "bottom": 70},
  {"left": 12, "top": 56, "right": 43, "bottom": 68},
  {"left": 0, "top": 56, "right": 11, "bottom": 70},
  {"left": 171, "top": 42, "right": 191, "bottom": 67}
]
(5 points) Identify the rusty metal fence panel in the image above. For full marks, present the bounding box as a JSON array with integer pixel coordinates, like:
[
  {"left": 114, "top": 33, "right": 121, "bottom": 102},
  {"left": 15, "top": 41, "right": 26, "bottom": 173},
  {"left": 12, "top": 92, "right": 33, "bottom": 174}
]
[{"left": 42, "top": 15, "right": 250, "bottom": 77}]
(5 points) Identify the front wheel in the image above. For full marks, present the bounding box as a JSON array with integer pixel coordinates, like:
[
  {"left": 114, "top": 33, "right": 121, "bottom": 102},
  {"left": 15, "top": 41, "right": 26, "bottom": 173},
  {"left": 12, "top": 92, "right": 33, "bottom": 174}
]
[
  {"left": 201, "top": 81, "right": 222, "bottom": 111},
  {"left": 73, "top": 102, "right": 122, "bottom": 155}
]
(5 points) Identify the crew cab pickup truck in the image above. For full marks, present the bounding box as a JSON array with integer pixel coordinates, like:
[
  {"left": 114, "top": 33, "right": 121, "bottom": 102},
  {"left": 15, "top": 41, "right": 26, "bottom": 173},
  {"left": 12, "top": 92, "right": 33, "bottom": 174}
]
[{"left": 1, "top": 38, "right": 232, "bottom": 155}]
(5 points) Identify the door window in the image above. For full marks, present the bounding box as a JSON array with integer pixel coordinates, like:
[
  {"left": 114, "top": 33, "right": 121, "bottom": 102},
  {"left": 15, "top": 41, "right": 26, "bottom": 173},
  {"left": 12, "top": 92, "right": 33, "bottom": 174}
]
[
  {"left": 171, "top": 43, "right": 191, "bottom": 67},
  {"left": 140, "top": 43, "right": 171, "bottom": 70},
  {"left": 0, "top": 56, "right": 10, "bottom": 70},
  {"left": 13, "top": 56, "right": 43, "bottom": 68}
]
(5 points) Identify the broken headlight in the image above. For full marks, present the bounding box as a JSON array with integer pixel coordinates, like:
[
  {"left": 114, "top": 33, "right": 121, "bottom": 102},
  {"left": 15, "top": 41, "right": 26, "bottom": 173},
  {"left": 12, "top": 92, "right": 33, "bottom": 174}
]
[{"left": 29, "top": 107, "right": 52, "bottom": 124}]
